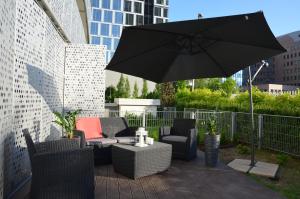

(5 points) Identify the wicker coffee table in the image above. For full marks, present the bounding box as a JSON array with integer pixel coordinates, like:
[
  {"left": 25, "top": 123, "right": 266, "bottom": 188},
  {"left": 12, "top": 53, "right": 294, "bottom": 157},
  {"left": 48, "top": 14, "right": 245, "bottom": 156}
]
[{"left": 112, "top": 142, "right": 172, "bottom": 179}]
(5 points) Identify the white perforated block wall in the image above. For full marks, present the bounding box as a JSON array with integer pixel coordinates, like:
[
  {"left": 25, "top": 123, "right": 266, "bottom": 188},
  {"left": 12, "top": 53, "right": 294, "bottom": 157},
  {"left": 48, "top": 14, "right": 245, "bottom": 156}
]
[{"left": 64, "top": 44, "right": 106, "bottom": 116}]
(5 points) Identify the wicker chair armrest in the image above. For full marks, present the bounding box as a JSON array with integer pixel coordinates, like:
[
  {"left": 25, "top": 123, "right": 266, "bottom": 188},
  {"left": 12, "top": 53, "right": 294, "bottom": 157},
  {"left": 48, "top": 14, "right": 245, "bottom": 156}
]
[
  {"left": 187, "top": 128, "right": 198, "bottom": 144},
  {"left": 32, "top": 147, "right": 94, "bottom": 182},
  {"left": 35, "top": 138, "right": 80, "bottom": 153},
  {"left": 73, "top": 129, "right": 87, "bottom": 147},
  {"left": 159, "top": 126, "right": 172, "bottom": 141}
]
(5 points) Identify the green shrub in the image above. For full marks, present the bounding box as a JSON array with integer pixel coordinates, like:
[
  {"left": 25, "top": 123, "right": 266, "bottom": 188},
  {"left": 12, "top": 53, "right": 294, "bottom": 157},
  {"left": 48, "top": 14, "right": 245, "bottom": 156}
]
[
  {"left": 175, "top": 87, "right": 300, "bottom": 116},
  {"left": 236, "top": 144, "right": 250, "bottom": 155},
  {"left": 148, "top": 128, "right": 159, "bottom": 141},
  {"left": 276, "top": 153, "right": 289, "bottom": 166}
]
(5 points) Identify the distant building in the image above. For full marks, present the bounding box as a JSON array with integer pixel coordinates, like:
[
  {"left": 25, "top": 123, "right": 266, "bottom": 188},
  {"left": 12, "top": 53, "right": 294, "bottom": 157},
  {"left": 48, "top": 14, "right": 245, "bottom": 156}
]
[
  {"left": 243, "top": 84, "right": 299, "bottom": 95},
  {"left": 274, "top": 31, "right": 300, "bottom": 86},
  {"left": 242, "top": 31, "right": 300, "bottom": 86},
  {"left": 242, "top": 58, "right": 276, "bottom": 86},
  {"left": 89, "top": 0, "right": 169, "bottom": 92},
  {"left": 221, "top": 70, "right": 243, "bottom": 87}
]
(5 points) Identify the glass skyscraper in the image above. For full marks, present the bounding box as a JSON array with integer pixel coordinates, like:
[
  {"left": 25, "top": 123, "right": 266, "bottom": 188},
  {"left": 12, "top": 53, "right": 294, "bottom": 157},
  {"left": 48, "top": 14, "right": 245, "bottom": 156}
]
[{"left": 90, "top": 0, "right": 169, "bottom": 64}]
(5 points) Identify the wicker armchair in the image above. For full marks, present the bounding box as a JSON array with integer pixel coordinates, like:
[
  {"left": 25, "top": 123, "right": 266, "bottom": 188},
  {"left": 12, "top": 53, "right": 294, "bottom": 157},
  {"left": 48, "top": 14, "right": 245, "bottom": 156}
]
[
  {"left": 22, "top": 129, "right": 95, "bottom": 199},
  {"left": 159, "top": 119, "right": 198, "bottom": 160}
]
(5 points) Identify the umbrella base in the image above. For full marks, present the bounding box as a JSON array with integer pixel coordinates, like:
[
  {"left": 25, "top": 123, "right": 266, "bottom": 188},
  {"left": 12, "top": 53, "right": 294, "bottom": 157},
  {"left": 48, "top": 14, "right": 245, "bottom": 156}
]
[{"left": 228, "top": 159, "right": 279, "bottom": 179}]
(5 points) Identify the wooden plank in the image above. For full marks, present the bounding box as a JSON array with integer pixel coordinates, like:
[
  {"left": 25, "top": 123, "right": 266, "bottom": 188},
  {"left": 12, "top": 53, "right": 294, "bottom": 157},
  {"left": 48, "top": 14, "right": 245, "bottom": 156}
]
[
  {"left": 95, "top": 165, "right": 108, "bottom": 199},
  {"left": 106, "top": 165, "right": 120, "bottom": 199},
  {"left": 129, "top": 178, "right": 146, "bottom": 199},
  {"left": 139, "top": 176, "right": 158, "bottom": 199},
  {"left": 117, "top": 173, "right": 133, "bottom": 199}
]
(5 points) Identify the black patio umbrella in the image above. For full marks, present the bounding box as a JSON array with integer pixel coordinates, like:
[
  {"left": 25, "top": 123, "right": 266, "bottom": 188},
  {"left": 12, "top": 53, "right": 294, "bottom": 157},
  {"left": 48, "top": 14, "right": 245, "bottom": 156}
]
[
  {"left": 106, "top": 11, "right": 285, "bottom": 83},
  {"left": 106, "top": 11, "right": 286, "bottom": 167}
]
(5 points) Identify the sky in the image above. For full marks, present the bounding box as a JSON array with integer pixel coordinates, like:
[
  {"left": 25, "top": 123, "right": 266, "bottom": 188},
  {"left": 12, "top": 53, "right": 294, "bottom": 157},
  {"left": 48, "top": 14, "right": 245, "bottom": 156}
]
[{"left": 169, "top": 0, "right": 300, "bottom": 36}]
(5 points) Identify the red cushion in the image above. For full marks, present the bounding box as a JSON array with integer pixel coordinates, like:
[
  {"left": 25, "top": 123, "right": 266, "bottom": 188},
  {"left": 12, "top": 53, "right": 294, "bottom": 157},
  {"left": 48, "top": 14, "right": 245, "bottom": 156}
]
[{"left": 76, "top": 117, "right": 103, "bottom": 140}]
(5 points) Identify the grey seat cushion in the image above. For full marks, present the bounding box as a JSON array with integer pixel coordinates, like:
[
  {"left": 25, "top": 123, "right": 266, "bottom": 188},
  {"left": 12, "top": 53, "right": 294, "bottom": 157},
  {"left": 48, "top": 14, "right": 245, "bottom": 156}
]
[
  {"left": 116, "top": 137, "right": 136, "bottom": 144},
  {"left": 162, "top": 135, "right": 187, "bottom": 143},
  {"left": 87, "top": 138, "right": 117, "bottom": 147}
]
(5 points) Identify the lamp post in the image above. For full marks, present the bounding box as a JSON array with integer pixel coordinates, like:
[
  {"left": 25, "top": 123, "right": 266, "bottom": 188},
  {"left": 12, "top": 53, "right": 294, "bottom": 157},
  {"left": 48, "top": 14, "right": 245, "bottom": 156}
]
[{"left": 248, "top": 60, "right": 269, "bottom": 167}]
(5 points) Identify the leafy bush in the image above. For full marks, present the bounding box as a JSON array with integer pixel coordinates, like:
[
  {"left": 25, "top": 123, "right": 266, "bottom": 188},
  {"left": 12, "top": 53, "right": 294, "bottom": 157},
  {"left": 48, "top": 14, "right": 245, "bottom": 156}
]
[
  {"left": 236, "top": 144, "right": 251, "bottom": 155},
  {"left": 148, "top": 128, "right": 159, "bottom": 141},
  {"left": 175, "top": 87, "right": 300, "bottom": 116},
  {"left": 276, "top": 153, "right": 289, "bottom": 166}
]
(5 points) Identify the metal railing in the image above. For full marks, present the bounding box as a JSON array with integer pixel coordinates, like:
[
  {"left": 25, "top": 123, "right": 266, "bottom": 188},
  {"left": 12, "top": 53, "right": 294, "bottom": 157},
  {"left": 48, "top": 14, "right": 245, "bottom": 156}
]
[{"left": 79, "top": 109, "right": 300, "bottom": 156}]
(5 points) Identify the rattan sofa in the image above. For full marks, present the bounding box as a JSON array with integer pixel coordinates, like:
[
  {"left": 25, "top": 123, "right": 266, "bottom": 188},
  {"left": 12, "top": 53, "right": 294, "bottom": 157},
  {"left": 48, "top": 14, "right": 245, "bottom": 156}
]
[
  {"left": 74, "top": 117, "right": 138, "bottom": 165},
  {"left": 23, "top": 129, "right": 94, "bottom": 199},
  {"left": 159, "top": 119, "right": 198, "bottom": 160}
]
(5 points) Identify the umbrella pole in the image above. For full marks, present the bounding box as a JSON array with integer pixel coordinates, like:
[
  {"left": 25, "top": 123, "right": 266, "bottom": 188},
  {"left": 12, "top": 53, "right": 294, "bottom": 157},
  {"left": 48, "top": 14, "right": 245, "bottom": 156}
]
[
  {"left": 248, "top": 61, "right": 269, "bottom": 167},
  {"left": 248, "top": 66, "right": 255, "bottom": 167}
]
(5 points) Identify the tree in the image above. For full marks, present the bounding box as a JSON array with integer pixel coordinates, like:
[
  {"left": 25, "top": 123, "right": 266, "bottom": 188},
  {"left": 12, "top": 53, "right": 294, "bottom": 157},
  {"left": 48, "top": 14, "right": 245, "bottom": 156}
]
[
  {"left": 141, "top": 79, "right": 148, "bottom": 98},
  {"left": 221, "top": 77, "right": 238, "bottom": 97},
  {"left": 105, "top": 86, "right": 117, "bottom": 102},
  {"left": 174, "top": 80, "right": 188, "bottom": 92},
  {"left": 132, "top": 81, "right": 139, "bottom": 98},
  {"left": 145, "top": 84, "right": 161, "bottom": 99},
  {"left": 160, "top": 82, "right": 175, "bottom": 106},
  {"left": 116, "top": 74, "right": 126, "bottom": 98},
  {"left": 124, "top": 77, "right": 131, "bottom": 98},
  {"left": 194, "top": 78, "right": 209, "bottom": 89},
  {"left": 207, "top": 78, "right": 222, "bottom": 91}
]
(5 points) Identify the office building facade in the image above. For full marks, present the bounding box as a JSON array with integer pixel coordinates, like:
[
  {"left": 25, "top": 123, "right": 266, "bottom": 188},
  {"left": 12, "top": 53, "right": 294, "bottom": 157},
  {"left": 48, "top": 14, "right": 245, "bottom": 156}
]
[
  {"left": 242, "top": 31, "right": 300, "bottom": 87},
  {"left": 90, "top": 0, "right": 169, "bottom": 93}
]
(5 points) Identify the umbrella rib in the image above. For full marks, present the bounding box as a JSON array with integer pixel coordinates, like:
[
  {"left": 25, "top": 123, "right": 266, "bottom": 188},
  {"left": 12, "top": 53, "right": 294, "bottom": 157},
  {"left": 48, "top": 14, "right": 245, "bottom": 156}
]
[
  {"left": 107, "top": 40, "right": 176, "bottom": 67},
  {"left": 196, "top": 43, "right": 229, "bottom": 77},
  {"left": 201, "top": 35, "right": 285, "bottom": 51}
]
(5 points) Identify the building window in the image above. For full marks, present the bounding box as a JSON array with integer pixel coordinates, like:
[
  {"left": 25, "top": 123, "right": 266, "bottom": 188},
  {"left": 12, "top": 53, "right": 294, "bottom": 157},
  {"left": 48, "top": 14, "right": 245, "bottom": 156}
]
[
  {"left": 134, "top": 2, "right": 142, "bottom": 13},
  {"left": 154, "top": 7, "right": 161, "bottom": 16},
  {"left": 156, "top": 0, "right": 164, "bottom": 5},
  {"left": 136, "top": 15, "right": 143, "bottom": 25},
  {"left": 103, "top": 37, "right": 112, "bottom": 50},
  {"left": 125, "top": 13, "right": 134, "bottom": 25},
  {"left": 112, "top": 25, "right": 121, "bottom": 37},
  {"left": 91, "top": 0, "right": 99, "bottom": 7},
  {"left": 93, "top": 9, "right": 101, "bottom": 21},
  {"left": 91, "top": 36, "right": 101, "bottom": 44},
  {"left": 106, "top": 51, "right": 110, "bottom": 63},
  {"left": 113, "top": 0, "right": 121, "bottom": 10},
  {"left": 163, "top": 8, "right": 168, "bottom": 17},
  {"left": 104, "top": 10, "right": 113, "bottom": 22},
  {"left": 166, "top": 0, "right": 169, "bottom": 5},
  {"left": 124, "top": 0, "right": 132, "bottom": 12},
  {"left": 156, "top": 17, "right": 164, "bottom": 23},
  {"left": 114, "top": 38, "right": 120, "bottom": 50},
  {"left": 90, "top": 22, "right": 98, "bottom": 35},
  {"left": 115, "top": 12, "right": 123, "bottom": 24},
  {"left": 102, "top": 0, "right": 110, "bottom": 9},
  {"left": 101, "top": 23, "right": 110, "bottom": 36}
]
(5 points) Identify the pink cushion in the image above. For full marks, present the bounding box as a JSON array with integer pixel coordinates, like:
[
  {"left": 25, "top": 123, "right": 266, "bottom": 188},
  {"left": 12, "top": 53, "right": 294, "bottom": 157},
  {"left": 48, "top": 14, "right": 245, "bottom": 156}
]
[{"left": 76, "top": 117, "right": 103, "bottom": 140}]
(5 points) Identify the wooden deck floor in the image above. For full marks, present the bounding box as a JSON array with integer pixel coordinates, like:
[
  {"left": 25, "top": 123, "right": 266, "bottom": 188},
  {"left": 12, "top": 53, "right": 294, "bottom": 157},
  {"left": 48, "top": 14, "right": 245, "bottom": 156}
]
[{"left": 94, "top": 152, "right": 284, "bottom": 199}]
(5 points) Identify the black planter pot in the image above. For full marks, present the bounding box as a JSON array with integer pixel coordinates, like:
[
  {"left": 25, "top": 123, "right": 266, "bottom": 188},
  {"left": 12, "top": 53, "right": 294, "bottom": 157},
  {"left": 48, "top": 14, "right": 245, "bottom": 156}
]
[{"left": 204, "top": 133, "right": 220, "bottom": 167}]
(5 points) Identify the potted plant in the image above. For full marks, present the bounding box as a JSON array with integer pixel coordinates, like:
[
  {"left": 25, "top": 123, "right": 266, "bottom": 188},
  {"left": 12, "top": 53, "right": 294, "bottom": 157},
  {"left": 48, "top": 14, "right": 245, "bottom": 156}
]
[
  {"left": 53, "top": 110, "right": 81, "bottom": 139},
  {"left": 204, "top": 114, "right": 220, "bottom": 167}
]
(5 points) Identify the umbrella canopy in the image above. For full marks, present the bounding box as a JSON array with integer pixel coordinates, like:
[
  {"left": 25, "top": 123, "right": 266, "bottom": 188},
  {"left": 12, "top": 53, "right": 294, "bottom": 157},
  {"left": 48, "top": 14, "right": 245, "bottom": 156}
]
[{"left": 106, "top": 11, "right": 286, "bottom": 83}]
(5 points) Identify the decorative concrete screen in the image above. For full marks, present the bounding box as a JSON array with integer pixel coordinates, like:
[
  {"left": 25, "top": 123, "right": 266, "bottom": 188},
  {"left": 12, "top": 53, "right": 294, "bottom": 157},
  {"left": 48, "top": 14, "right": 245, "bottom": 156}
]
[
  {"left": 64, "top": 44, "right": 106, "bottom": 116},
  {"left": 0, "top": 0, "right": 104, "bottom": 197},
  {"left": 0, "top": 0, "right": 16, "bottom": 197},
  {"left": 44, "top": 0, "right": 86, "bottom": 43}
]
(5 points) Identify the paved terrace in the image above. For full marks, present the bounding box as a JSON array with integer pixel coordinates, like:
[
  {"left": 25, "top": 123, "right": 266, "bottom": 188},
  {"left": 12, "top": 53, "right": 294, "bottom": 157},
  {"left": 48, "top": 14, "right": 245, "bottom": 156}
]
[{"left": 93, "top": 151, "right": 283, "bottom": 199}]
